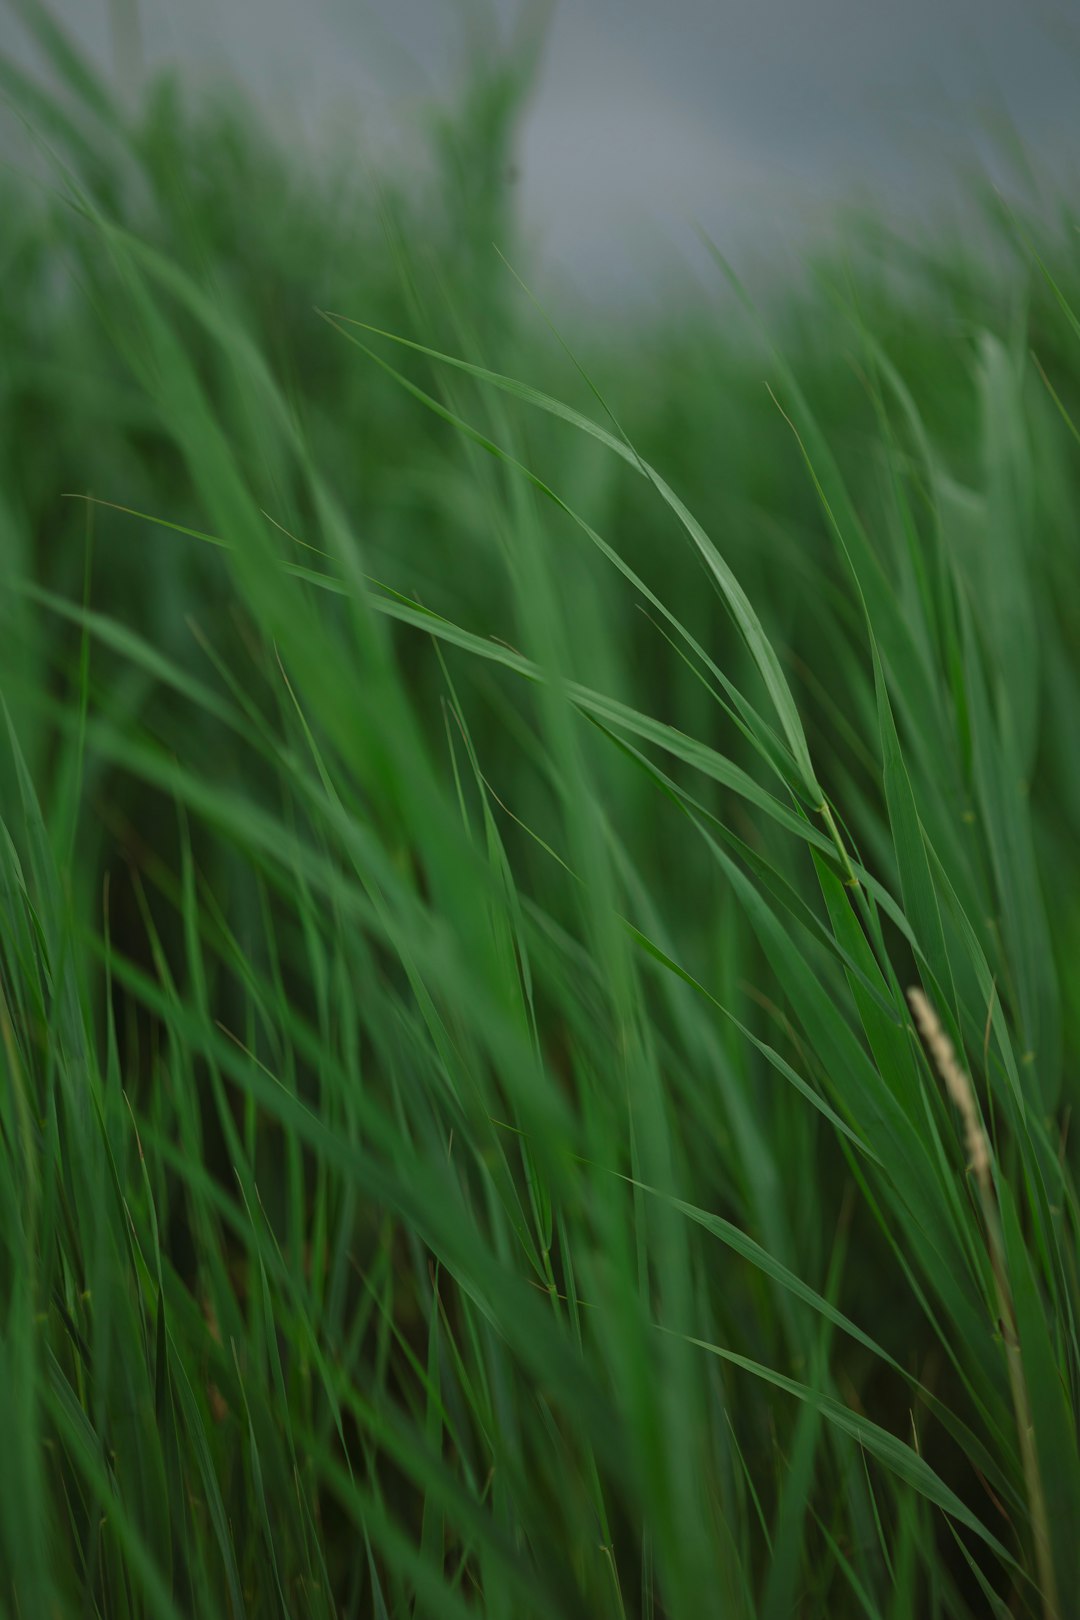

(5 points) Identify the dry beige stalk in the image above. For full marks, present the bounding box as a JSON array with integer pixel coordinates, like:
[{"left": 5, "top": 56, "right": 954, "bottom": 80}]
[
  {"left": 907, "top": 988, "right": 991, "bottom": 1190},
  {"left": 907, "top": 986, "right": 1060, "bottom": 1620}
]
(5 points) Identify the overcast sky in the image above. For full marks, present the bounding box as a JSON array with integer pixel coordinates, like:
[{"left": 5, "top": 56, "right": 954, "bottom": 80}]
[{"left": 17, "top": 0, "right": 1080, "bottom": 296}]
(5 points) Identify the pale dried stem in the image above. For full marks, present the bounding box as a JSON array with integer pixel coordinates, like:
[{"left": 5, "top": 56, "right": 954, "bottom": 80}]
[{"left": 907, "top": 988, "right": 1059, "bottom": 1620}]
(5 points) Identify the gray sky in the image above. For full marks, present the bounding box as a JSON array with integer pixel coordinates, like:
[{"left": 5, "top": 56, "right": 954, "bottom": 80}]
[{"left": 16, "top": 0, "right": 1080, "bottom": 296}]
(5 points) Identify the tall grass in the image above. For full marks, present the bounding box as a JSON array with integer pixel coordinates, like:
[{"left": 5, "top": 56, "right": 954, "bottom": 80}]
[{"left": 2, "top": 6, "right": 1080, "bottom": 1616}]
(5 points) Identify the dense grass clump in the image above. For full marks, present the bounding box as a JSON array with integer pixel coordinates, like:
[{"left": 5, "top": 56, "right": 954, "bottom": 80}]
[{"left": 3, "top": 9, "right": 1080, "bottom": 1617}]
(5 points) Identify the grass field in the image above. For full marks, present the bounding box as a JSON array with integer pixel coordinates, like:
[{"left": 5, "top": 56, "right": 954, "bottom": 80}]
[{"left": 3, "top": 7, "right": 1080, "bottom": 1616}]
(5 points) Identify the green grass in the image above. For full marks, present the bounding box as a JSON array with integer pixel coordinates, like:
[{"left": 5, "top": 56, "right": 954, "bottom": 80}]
[{"left": 3, "top": 6, "right": 1080, "bottom": 1616}]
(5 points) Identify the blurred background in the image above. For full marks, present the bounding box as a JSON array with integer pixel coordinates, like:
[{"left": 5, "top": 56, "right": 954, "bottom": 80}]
[{"left": 12, "top": 0, "right": 1080, "bottom": 300}]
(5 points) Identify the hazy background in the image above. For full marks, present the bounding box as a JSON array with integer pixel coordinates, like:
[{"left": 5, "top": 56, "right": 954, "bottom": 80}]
[{"left": 11, "top": 0, "right": 1080, "bottom": 296}]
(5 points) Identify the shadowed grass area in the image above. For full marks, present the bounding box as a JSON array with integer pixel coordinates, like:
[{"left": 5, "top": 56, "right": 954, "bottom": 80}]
[{"left": 2, "top": 6, "right": 1080, "bottom": 1616}]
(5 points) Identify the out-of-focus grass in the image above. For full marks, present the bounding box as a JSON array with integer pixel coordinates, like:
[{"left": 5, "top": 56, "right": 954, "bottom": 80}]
[{"left": 2, "top": 5, "right": 1080, "bottom": 1616}]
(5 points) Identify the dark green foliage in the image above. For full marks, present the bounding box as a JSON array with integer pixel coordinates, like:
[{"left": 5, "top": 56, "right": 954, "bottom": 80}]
[{"left": 2, "top": 7, "right": 1080, "bottom": 1616}]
